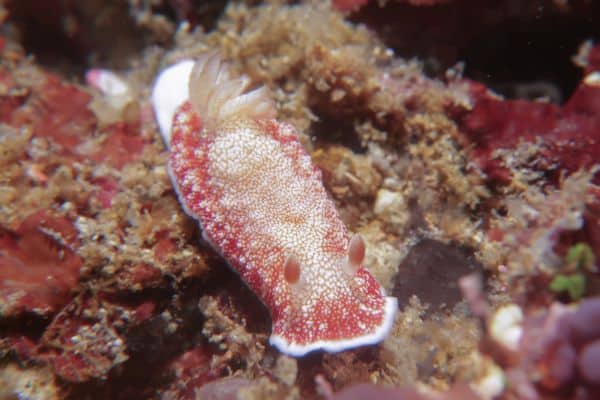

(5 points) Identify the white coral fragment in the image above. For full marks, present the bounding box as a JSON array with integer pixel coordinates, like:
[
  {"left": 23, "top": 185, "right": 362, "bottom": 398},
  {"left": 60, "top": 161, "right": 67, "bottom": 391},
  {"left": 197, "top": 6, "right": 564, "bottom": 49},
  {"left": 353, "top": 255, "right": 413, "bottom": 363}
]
[{"left": 489, "top": 304, "right": 523, "bottom": 352}]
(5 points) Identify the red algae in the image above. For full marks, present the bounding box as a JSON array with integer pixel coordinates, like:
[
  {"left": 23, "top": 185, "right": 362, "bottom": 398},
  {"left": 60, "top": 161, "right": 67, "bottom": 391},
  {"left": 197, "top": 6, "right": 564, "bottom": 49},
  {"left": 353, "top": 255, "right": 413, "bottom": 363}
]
[
  {"left": 153, "top": 229, "right": 180, "bottom": 263},
  {"left": 160, "top": 347, "right": 227, "bottom": 399},
  {"left": 10, "top": 74, "right": 96, "bottom": 153},
  {"left": 90, "top": 175, "right": 120, "bottom": 209},
  {"left": 115, "top": 263, "right": 163, "bottom": 291},
  {"left": 0, "top": 67, "right": 27, "bottom": 122},
  {"left": 39, "top": 296, "right": 128, "bottom": 383},
  {"left": 458, "top": 45, "right": 600, "bottom": 187},
  {"left": 86, "top": 122, "right": 147, "bottom": 170},
  {"left": 2, "top": 67, "right": 145, "bottom": 171},
  {"left": 0, "top": 210, "right": 82, "bottom": 317}
]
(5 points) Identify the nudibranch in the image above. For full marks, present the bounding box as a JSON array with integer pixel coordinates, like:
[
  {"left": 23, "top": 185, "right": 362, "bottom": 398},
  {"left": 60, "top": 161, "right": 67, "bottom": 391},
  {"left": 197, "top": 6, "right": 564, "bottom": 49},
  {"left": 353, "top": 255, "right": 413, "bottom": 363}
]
[{"left": 151, "top": 52, "right": 397, "bottom": 356}]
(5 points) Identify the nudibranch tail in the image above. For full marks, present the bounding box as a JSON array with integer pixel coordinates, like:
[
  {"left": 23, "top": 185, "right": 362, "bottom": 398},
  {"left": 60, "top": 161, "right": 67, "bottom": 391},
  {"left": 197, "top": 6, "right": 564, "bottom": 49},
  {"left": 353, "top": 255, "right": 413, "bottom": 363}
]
[{"left": 152, "top": 53, "right": 398, "bottom": 358}]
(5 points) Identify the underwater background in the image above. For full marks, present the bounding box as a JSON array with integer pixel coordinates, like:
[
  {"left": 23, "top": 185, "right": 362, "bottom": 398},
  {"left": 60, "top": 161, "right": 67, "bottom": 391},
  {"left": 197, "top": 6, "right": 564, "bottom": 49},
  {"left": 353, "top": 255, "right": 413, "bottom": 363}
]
[{"left": 0, "top": 1, "right": 599, "bottom": 399}]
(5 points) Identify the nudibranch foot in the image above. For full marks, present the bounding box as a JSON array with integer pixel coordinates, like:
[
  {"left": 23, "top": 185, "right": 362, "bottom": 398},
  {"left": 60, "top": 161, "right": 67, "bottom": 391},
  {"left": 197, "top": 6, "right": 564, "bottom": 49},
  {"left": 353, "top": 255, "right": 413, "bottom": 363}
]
[{"left": 151, "top": 52, "right": 398, "bottom": 357}]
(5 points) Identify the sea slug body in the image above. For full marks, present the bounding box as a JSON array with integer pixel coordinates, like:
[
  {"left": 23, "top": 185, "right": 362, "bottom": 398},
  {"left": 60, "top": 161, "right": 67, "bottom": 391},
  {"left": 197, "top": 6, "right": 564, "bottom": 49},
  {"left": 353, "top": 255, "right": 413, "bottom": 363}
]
[{"left": 151, "top": 52, "right": 397, "bottom": 356}]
